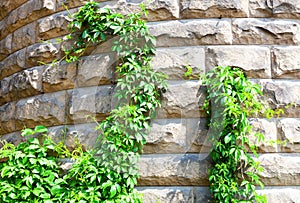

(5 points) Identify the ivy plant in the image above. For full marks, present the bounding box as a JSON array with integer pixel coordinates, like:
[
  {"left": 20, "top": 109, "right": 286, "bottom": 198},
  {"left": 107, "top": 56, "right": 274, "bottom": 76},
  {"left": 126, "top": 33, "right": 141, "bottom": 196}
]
[{"left": 202, "top": 66, "right": 277, "bottom": 203}]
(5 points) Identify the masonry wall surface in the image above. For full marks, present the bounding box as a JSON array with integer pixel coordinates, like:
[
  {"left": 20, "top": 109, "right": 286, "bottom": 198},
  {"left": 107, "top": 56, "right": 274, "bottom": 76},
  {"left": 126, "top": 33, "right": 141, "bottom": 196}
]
[{"left": 1, "top": 0, "right": 300, "bottom": 202}]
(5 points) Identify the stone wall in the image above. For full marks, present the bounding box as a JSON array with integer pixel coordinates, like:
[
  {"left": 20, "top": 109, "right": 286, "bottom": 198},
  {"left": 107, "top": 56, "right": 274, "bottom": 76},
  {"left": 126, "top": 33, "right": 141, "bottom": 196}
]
[{"left": 1, "top": 0, "right": 300, "bottom": 202}]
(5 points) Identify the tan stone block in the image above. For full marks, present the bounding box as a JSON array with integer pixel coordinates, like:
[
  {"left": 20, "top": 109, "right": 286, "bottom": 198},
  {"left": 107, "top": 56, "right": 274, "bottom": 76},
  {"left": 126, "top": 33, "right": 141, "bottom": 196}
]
[
  {"left": 232, "top": 18, "right": 300, "bottom": 45},
  {"left": 0, "top": 34, "right": 12, "bottom": 60},
  {"left": 278, "top": 118, "right": 300, "bottom": 152},
  {"left": 42, "top": 62, "right": 77, "bottom": 92},
  {"left": 0, "top": 77, "right": 12, "bottom": 106},
  {"left": 272, "top": 47, "right": 300, "bottom": 79},
  {"left": 181, "top": 0, "right": 249, "bottom": 18},
  {"left": 148, "top": 19, "right": 232, "bottom": 47},
  {"left": 0, "top": 48, "right": 26, "bottom": 80},
  {"left": 12, "top": 22, "right": 36, "bottom": 52},
  {"left": 138, "top": 154, "right": 211, "bottom": 186},
  {"left": 152, "top": 47, "right": 205, "bottom": 80},
  {"left": 0, "top": 102, "right": 16, "bottom": 134},
  {"left": 156, "top": 80, "right": 203, "bottom": 119},
  {"left": 249, "top": 0, "right": 273, "bottom": 17},
  {"left": 0, "top": 0, "right": 28, "bottom": 20},
  {"left": 273, "top": 0, "right": 300, "bottom": 18},
  {"left": 15, "top": 91, "right": 67, "bottom": 130},
  {"left": 206, "top": 46, "right": 271, "bottom": 78}
]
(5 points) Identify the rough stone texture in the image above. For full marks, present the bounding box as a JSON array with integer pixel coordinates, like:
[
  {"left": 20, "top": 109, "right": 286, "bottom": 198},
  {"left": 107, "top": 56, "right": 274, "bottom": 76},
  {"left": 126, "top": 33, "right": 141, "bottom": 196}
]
[
  {"left": 0, "top": 77, "right": 11, "bottom": 106},
  {"left": 232, "top": 19, "right": 300, "bottom": 45},
  {"left": 42, "top": 62, "right": 77, "bottom": 92},
  {"left": 148, "top": 19, "right": 232, "bottom": 47},
  {"left": 0, "top": 34, "right": 12, "bottom": 60},
  {"left": 152, "top": 47, "right": 205, "bottom": 80},
  {"left": 259, "top": 186, "right": 300, "bottom": 203},
  {"left": 0, "top": 0, "right": 28, "bottom": 21},
  {"left": 278, "top": 118, "right": 300, "bottom": 152},
  {"left": 77, "top": 54, "right": 116, "bottom": 87},
  {"left": 0, "top": 131, "right": 22, "bottom": 147},
  {"left": 0, "top": 49, "right": 26, "bottom": 80},
  {"left": 206, "top": 46, "right": 271, "bottom": 78},
  {"left": 26, "top": 40, "right": 61, "bottom": 67},
  {"left": 272, "top": 46, "right": 300, "bottom": 79},
  {"left": 181, "top": 0, "right": 249, "bottom": 18},
  {"left": 259, "top": 79, "right": 300, "bottom": 117},
  {"left": 249, "top": 0, "right": 273, "bottom": 17},
  {"left": 15, "top": 91, "right": 66, "bottom": 130},
  {"left": 145, "top": 118, "right": 209, "bottom": 154},
  {"left": 12, "top": 22, "right": 36, "bottom": 52},
  {"left": 157, "top": 80, "right": 203, "bottom": 119},
  {"left": 0, "top": 102, "right": 16, "bottom": 134},
  {"left": 139, "top": 154, "right": 211, "bottom": 186},
  {"left": 101, "top": 0, "right": 180, "bottom": 21},
  {"left": 68, "top": 86, "right": 114, "bottom": 123}
]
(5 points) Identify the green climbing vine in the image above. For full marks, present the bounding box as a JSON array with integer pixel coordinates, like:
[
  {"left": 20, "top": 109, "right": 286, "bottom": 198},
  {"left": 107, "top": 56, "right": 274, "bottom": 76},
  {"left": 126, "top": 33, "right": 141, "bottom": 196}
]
[{"left": 202, "top": 66, "right": 283, "bottom": 203}]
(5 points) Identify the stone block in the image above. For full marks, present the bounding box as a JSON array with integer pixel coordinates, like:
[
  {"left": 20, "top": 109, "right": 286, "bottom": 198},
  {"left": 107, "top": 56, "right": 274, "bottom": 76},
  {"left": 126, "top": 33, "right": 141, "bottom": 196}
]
[
  {"left": 0, "top": 102, "right": 16, "bottom": 134},
  {"left": 206, "top": 46, "right": 271, "bottom": 78},
  {"left": 249, "top": 0, "right": 273, "bottom": 17},
  {"left": 259, "top": 79, "right": 300, "bottom": 117},
  {"left": 0, "top": 34, "right": 12, "bottom": 60},
  {"left": 273, "top": 0, "right": 300, "bottom": 18},
  {"left": 0, "top": 77, "right": 11, "bottom": 106},
  {"left": 278, "top": 118, "right": 300, "bottom": 152},
  {"left": 42, "top": 62, "right": 77, "bottom": 92},
  {"left": 181, "top": 0, "right": 249, "bottom": 18},
  {"left": 101, "top": 0, "right": 180, "bottom": 21},
  {"left": 232, "top": 18, "right": 300, "bottom": 45},
  {"left": 152, "top": 47, "right": 205, "bottom": 80},
  {"left": 145, "top": 118, "right": 209, "bottom": 154},
  {"left": 12, "top": 22, "right": 36, "bottom": 52},
  {"left": 156, "top": 80, "right": 203, "bottom": 119},
  {"left": 68, "top": 85, "right": 114, "bottom": 123},
  {"left": 0, "top": 0, "right": 28, "bottom": 20},
  {"left": 0, "top": 131, "right": 22, "bottom": 147},
  {"left": 272, "top": 47, "right": 300, "bottom": 78},
  {"left": 259, "top": 186, "right": 300, "bottom": 203},
  {"left": 77, "top": 53, "right": 116, "bottom": 87},
  {"left": 148, "top": 19, "right": 232, "bottom": 47},
  {"left": 138, "top": 154, "right": 211, "bottom": 186},
  {"left": 15, "top": 91, "right": 67, "bottom": 130},
  {"left": 26, "top": 40, "right": 61, "bottom": 67},
  {"left": 0, "top": 48, "right": 26, "bottom": 80}
]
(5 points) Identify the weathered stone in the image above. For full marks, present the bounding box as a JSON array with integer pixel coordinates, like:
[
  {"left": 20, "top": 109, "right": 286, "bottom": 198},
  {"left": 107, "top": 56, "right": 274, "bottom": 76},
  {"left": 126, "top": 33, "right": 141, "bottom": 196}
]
[
  {"left": 12, "top": 22, "right": 36, "bottom": 52},
  {"left": 273, "top": 0, "right": 300, "bottom": 18},
  {"left": 157, "top": 80, "right": 202, "bottom": 119},
  {"left": 77, "top": 54, "right": 116, "bottom": 87},
  {"left": 0, "top": 0, "right": 28, "bottom": 20},
  {"left": 138, "top": 187, "right": 212, "bottom": 203},
  {"left": 232, "top": 19, "right": 300, "bottom": 45},
  {"left": 152, "top": 47, "right": 205, "bottom": 80},
  {"left": 181, "top": 0, "right": 249, "bottom": 18},
  {"left": 0, "top": 48, "right": 26, "bottom": 80},
  {"left": 138, "top": 154, "right": 211, "bottom": 186},
  {"left": 0, "top": 34, "right": 12, "bottom": 60},
  {"left": 68, "top": 86, "right": 114, "bottom": 123},
  {"left": 259, "top": 186, "right": 300, "bottom": 203},
  {"left": 145, "top": 118, "right": 209, "bottom": 154},
  {"left": 278, "top": 118, "right": 300, "bottom": 152},
  {"left": 148, "top": 19, "right": 232, "bottom": 47},
  {"left": 26, "top": 40, "right": 61, "bottom": 67},
  {"left": 15, "top": 91, "right": 66, "bottom": 130},
  {"left": 249, "top": 0, "right": 273, "bottom": 17},
  {"left": 0, "top": 131, "right": 22, "bottom": 147},
  {"left": 42, "top": 62, "right": 77, "bottom": 92},
  {"left": 259, "top": 153, "right": 300, "bottom": 186},
  {"left": 38, "top": 10, "right": 73, "bottom": 41},
  {"left": 0, "top": 77, "right": 12, "bottom": 106},
  {"left": 249, "top": 118, "right": 278, "bottom": 152},
  {"left": 206, "top": 46, "right": 271, "bottom": 78},
  {"left": 259, "top": 80, "right": 300, "bottom": 117},
  {"left": 101, "top": 0, "right": 180, "bottom": 21},
  {"left": 0, "top": 102, "right": 16, "bottom": 134},
  {"left": 272, "top": 47, "right": 300, "bottom": 78}
]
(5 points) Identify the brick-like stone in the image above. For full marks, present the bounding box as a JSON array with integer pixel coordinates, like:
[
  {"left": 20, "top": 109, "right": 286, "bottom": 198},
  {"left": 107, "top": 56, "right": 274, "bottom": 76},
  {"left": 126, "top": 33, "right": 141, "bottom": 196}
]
[
  {"left": 0, "top": 0, "right": 28, "bottom": 21},
  {"left": 77, "top": 54, "right": 116, "bottom": 87},
  {"left": 0, "top": 102, "right": 16, "bottom": 134},
  {"left": 0, "top": 48, "right": 26, "bottom": 80},
  {"left": 138, "top": 154, "right": 211, "bottom": 186},
  {"left": 68, "top": 86, "right": 114, "bottom": 123},
  {"left": 272, "top": 47, "right": 300, "bottom": 79},
  {"left": 249, "top": 0, "right": 273, "bottom": 17},
  {"left": 12, "top": 22, "right": 36, "bottom": 52},
  {"left": 101, "top": 0, "right": 180, "bottom": 21},
  {"left": 15, "top": 91, "right": 66, "bottom": 130},
  {"left": 42, "top": 62, "right": 77, "bottom": 92},
  {"left": 152, "top": 47, "right": 205, "bottom": 80},
  {"left": 0, "top": 77, "right": 11, "bottom": 106},
  {"left": 278, "top": 118, "right": 300, "bottom": 152},
  {"left": 26, "top": 40, "right": 61, "bottom": 67},
  {"left": 232, "top": 19, "right": 300, "bottom": 45},
  {"left": 148, "top": 19, "right": 232, "bottom": 47},
  {"left": 206, "top": 46, "right": 271, "bottom": 78},
  {"left": 273, "top": 0, "right": 300, "bottom": 18},
  {"left": 259, "top": 186, "right": 300, "bottom": 203},
  {"left": 0, "top": 131, "right": 22, "bottom": 147},
  {"left": 181, "top": 0, "right": 249, "bottom": 18},
  {"left": 145, "top": 118, "right": 209, "bottom": 154},
  {"left": 157, "top": 80, "right": 202, "bottom": 119},
  {"left": 0, "top": 34, "right": 12, "bottom": 60}
]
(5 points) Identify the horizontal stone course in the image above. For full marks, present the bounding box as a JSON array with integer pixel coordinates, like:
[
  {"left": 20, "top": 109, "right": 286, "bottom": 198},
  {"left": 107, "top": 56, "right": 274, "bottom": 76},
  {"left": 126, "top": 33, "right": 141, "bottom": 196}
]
[{"left": 0, "top": 0, "right": 29, "bottom": 21}]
